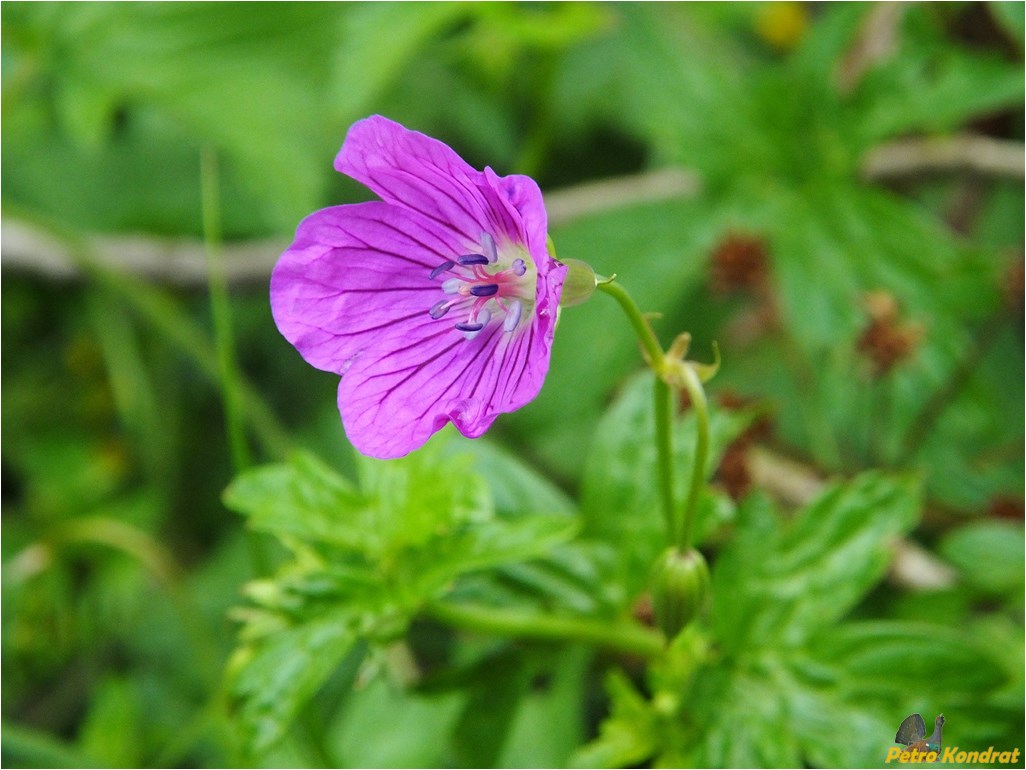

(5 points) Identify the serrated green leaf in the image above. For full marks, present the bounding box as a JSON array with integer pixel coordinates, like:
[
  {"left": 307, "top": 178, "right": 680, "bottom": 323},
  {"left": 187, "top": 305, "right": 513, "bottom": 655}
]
[
  {"left": 404, "top": 515, "right": 580, "bottom": 600},
  {"left": 223, "top": 452, "right": 365, "bottom": 547},
  {"left": 811, "top": 620, "right": 1008, "bottom": 698},
  {"left": 225, "top": 437, "right": 495, "bottom": 561},
  {"left": 229, "top": 609, "right": 358, "bottom": 754},
  {"left": 692, "top": 664, "right": 803, "bottom": 769},
  {"left": 354, "top": 435, "right": 494, "bottom": 554},
  {"left": 714, "top": 472, "right": 921, "bottom": 650},
  {"left": 570, "top": 670, "right": 656, "bottom": 769}
]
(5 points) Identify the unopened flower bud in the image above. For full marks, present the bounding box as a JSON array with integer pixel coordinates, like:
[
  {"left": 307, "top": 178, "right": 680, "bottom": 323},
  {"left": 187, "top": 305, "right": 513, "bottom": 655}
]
[{"left": 650, "top": 547, "right": 710, "bottom": 641}]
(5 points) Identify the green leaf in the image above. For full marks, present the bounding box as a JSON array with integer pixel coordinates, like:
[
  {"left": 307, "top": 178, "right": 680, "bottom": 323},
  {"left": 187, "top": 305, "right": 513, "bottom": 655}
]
[
  {"left": 498, "top": 647, "right": 591, "bottom": 768},
  {"left": 463, "top": 437, "right": 575, "bottom": 518},
  {"left": 223, "top": 452, "right": 365, "bottom": 548},
  {"left": 692, "top": 664, "right": 804, "bottom": 768},
  {"left": 450, "top": 647, "right": 533, "bottom": 768},
  {"left": 569, "top": 670, "right": 656, "bottom": 769},
  {"left": 939, "top": 521, "right": 1026, "bottom": 596},
  {"left": 228, "top": 609, "right": 359, "bottom": 755},
  {"left": 811, "top": 620, "right": 1007, "bottom": 699},
  {"left": 713, "top": 472, "right": 921, "bottom": 651},
  {"left": 325, "top": 674, "right": 466, "bottom": 768},
  {"left": 990, "top": 2, "right": 1025, "bottom": 51},
  {"left": 402, "top": 515, "right": 580, "bottom": 600},
  {"left": 658, "top": 618, "right": 1009, "bottom": 767},
  {"left": 328, "top": 3, "right": 472, "bottom": 123},
  {"left": 1, "top": 722, "right": 101, "bottom": 770},
  {"left": 75, "top": 676, "right": 144, "bottom": 767},
  {"left": 856, "top": 30, "right": 1025, "bottom": 141}
]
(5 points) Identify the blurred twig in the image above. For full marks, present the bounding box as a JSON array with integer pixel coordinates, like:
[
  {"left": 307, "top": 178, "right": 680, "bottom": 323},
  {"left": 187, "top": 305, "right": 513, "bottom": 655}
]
[
  {"left": 862, "top": 134, "right": 1026, "bottom": 180},
  {"left": 746, "top": 445, "right": 957, "bottom": 590},
  {"left": 1, "top": 168, "right": 699, "bottom": 286},
  {"left": 836, "top": 2, "right": 907, "bottom": 94}
]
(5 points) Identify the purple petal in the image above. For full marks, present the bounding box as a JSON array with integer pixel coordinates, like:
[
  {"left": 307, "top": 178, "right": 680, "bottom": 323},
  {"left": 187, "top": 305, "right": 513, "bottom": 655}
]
[
  {"left": 336, "top": 276, "right": 564, "bottom": 459},
  {"left": 336, "top": 116, "right": 527, "bottom": 248},
  {"left": 271, "top": 201, "right": 465, "bottom": 375}
]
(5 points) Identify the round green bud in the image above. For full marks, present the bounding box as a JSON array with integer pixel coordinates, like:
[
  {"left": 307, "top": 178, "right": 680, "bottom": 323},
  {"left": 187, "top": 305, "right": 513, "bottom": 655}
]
[
  {"left": 650, "top": 547, "right": 710, "bottom": 641},
  {"left": 559, "top": 258, "right": 598, "bottom": 308}
]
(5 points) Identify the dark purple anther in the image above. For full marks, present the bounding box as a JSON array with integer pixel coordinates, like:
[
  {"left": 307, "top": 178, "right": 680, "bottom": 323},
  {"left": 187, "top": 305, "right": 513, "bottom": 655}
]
[
  {"left": 458, "top": 254, "right": 490, "bottom": 266},
  {"left": 455, "top": 321, "right": 484, "bottom": 332},
  {"left": 429, "top": 260, "right": 455, "bottom": 279},
  {"left": 470, "top": 284, "right": 499, "bottom": 297},
  {"left": 429, "top": 300, "right": 451, "bottom": 319}
]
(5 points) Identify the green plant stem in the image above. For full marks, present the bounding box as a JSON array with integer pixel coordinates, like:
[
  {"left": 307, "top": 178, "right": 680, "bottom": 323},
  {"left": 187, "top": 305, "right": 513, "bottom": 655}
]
[
  {"left": 597, "top": 279, "right": 665, "bottom": 369},
  {"left": 653, "top": 376, "right": 677, "bottom": 541},
  {"left": 597, "top": 278, "right": 678, "bottom": 540},
  {"left": 424, "top": 601, "right": 664, "bottom": 659},
  {"left": 677, "top": 362, "right": 709, "bottom": 552},
  {"left": 201, "top": 146, "right": 252, "bottom": 473}
]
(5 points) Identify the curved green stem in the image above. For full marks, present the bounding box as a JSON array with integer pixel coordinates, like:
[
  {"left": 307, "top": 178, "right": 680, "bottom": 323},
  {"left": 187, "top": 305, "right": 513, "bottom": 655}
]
[
  {"left": 598, "top": 278, "right": 677, "bottom": 539},
  {"left": 424, "top": 600, "right": 664, "bottom": 659},
  {"left": 677, "top": 363, "right": 709, "bottom": 552},
  {"left": 596, "top": 278, "right": 665, "bottom": 370}
]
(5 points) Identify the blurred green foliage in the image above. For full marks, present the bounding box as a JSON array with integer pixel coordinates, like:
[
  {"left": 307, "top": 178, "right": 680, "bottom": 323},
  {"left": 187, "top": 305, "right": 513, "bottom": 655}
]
[{"left": 2, "top": 2, "right": 1023, "bottom": 768}]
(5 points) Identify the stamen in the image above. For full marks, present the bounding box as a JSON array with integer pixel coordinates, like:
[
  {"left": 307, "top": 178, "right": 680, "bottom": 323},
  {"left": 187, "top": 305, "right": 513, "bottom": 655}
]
[
  {"left": 441, "top": 278, "right": 462, "bottom": 294},
  {"left": 429, "top": 260, "right": 455, "bottom": 279},
  {"left": 481, "top": 232, "right": 498, "bottom": 263},
  {"left": 512, "top": 258, "right": 527, "bottom": 277},
  {"left": 470, "top": 284, "right": 499, "bottom": 297},
  {"left": 458, "top": 254, "right": 489, "bottom": 266},
  {"left": 476, "top": 308, "right": 492, "bottom": 328},
  {"left": 503, "top": 299, "right": 522, "bottom": 332},
  {"left": 455, "top": 321, "right": 484, "bottom": 332},
  {"left": 429, "top": 300, "right": 451, "bottom": 320}
]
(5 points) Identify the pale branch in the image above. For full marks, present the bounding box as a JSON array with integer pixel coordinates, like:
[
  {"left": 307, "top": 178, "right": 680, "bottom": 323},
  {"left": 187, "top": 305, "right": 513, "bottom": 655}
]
[
  {"left": 0, "top": 168, "right": 699, "bottom": 286},
  {"left": 862, "top": 134, "right": 1026, "bottom": 181},
  {"left": 836, "top": 2, "right": 908, "bottom": 95},
  {"left": 746, "top": 444, "right": 956, "bottom": 590}
]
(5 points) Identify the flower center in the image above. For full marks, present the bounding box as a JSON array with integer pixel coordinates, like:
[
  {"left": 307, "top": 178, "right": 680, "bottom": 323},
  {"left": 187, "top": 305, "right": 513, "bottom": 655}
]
[{"left": 427, "top": 232, "right": 535, "bottom": 339}]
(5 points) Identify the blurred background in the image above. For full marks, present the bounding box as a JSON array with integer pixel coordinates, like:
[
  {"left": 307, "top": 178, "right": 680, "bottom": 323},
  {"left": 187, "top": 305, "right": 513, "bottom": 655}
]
[{"left": 2, "top": 2, "right": 1023, "bottom": 767}]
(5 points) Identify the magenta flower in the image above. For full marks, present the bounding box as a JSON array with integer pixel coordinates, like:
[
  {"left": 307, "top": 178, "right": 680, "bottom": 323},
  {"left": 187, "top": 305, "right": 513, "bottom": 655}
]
[{"left": 271, "top": 116, "right": 567, "bottom": 459}]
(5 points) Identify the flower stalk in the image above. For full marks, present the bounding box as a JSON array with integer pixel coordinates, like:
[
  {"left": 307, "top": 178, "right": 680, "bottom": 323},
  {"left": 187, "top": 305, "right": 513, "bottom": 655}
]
[
  {"left": 424, "top": 600, "right": 664, "bottom": 659},
  {"left": 676, "top": 360, "right": 709, "bottom": 552},
  {"left": 597, "top": 277, "right": 716, "bottom": 553}
]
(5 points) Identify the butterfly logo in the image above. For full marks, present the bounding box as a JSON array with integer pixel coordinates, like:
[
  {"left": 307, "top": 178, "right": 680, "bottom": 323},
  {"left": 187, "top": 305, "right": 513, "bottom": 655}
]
[{"left": 895, "top": 713, "right": 945, "bottom": 754}]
